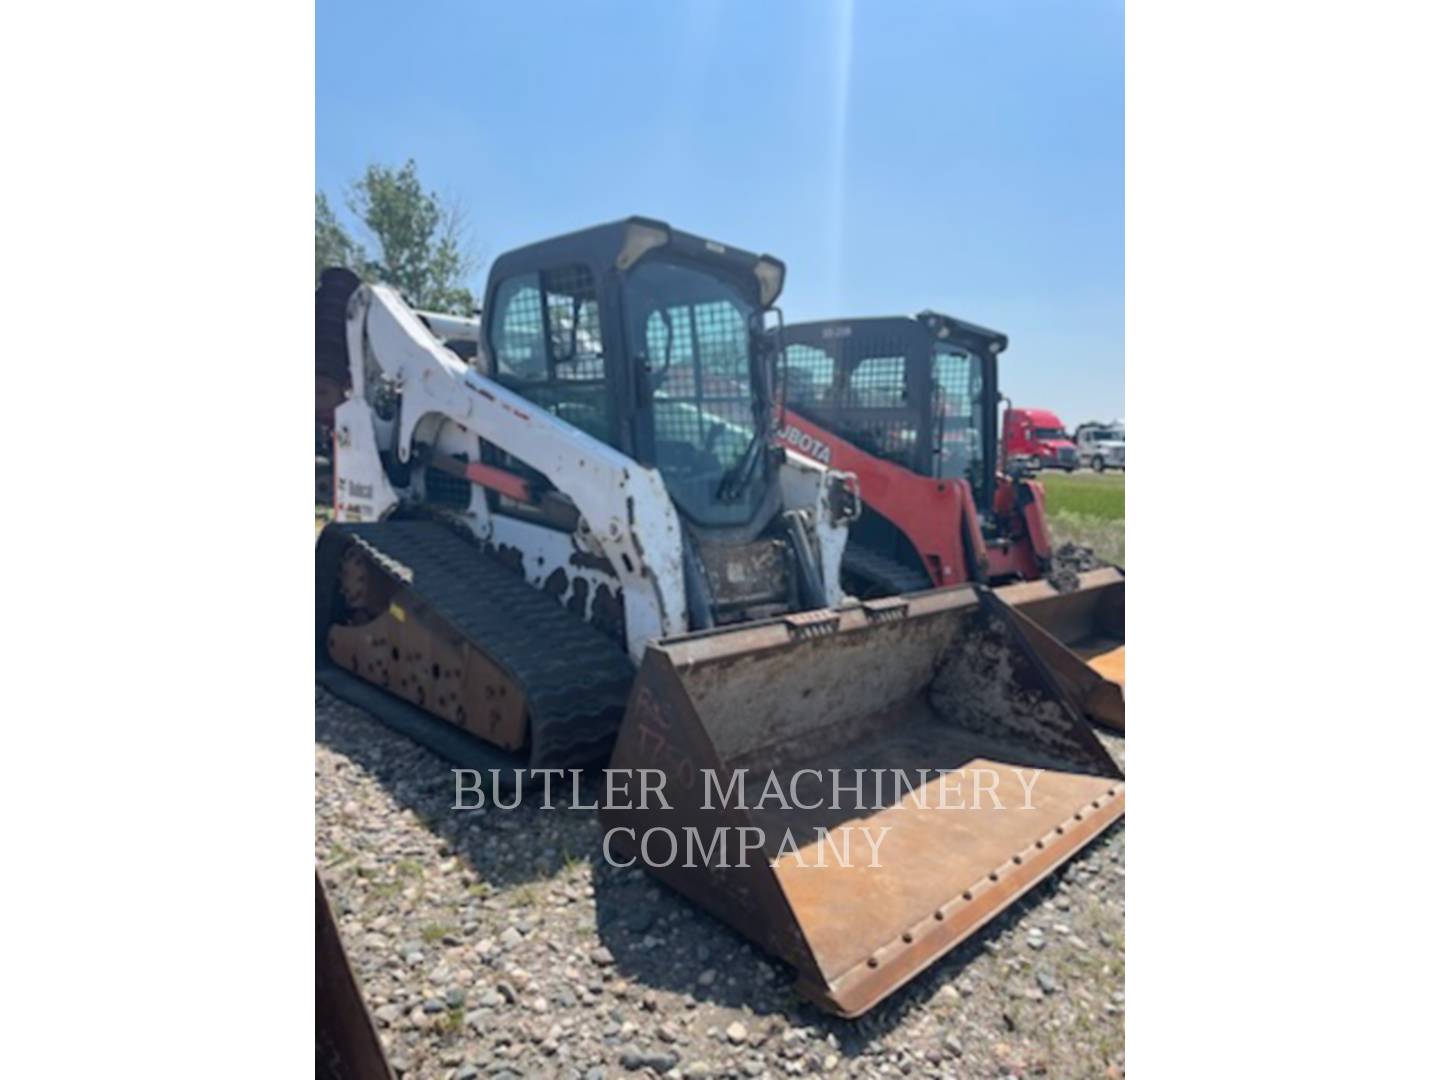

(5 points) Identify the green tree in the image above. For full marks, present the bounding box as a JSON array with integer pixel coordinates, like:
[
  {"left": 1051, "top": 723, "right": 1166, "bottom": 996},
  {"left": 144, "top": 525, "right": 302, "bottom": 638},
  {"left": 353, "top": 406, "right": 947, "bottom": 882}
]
[
  {"left": 315, "top": 192, "right": 360, "bottom": 283},
  {"left": 350, "top": 160, "right": 478, "bottom": 314},
  {"left": 314, "top": 160, "right": 479, "bottom": 313}
]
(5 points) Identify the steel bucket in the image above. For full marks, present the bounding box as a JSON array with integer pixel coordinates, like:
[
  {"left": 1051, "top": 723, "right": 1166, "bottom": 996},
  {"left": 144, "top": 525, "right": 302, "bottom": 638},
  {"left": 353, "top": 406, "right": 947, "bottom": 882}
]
[
  {"left": 996, "top": 567, "right": 1126, "bottom": 731},
  {"left": 602, "top": 587, "right": 1124, "bottom": 1016}
]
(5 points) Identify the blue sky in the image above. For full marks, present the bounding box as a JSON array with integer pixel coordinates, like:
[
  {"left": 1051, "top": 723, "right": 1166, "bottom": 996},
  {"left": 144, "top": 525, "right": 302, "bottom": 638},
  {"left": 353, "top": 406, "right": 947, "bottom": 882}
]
[{"left": 318, "top": 0, "right": 1123, "bottom": 423}]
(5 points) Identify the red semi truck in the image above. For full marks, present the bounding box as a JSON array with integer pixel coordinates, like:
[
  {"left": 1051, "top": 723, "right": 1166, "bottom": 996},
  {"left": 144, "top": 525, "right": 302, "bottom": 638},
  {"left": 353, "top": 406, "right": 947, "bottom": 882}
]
[{"left": 1003, "top": 407, "right": 1078, "bottom": 471}]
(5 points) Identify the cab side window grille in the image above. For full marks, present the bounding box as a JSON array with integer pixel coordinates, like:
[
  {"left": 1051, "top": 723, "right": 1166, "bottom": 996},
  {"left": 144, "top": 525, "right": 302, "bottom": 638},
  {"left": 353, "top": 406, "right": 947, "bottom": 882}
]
[
  {"left": 487, "top": 265, "right": 611, "bottom": 444},
  {"left": 491, "top": 274, "right": 547, "bottom": 380},
  {"left": 782, "top": 344, "right": 836, "bottom": 406},
  {"left": 846, "top": 356, "right": 907, "bottom": 408},
  {"left": 544, "top": 265, "right": 606, "bottom": 381}
]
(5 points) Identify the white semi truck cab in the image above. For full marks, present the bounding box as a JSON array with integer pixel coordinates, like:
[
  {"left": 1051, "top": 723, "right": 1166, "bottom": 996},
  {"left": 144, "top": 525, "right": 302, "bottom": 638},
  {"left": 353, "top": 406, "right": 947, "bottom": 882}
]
[{"left": 1074, "top": 421, "right": 1125, "bottom": 472}]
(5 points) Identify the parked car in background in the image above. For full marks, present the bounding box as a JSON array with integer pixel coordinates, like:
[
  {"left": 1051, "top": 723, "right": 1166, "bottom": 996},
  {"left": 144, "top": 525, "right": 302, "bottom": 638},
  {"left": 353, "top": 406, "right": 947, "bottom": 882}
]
[
  {"left": 1074, "top": 420, "right": 1126, "bottom": 472},
  {"left": 1003, "top": 407, "right": 1078, "bottom": 471}
]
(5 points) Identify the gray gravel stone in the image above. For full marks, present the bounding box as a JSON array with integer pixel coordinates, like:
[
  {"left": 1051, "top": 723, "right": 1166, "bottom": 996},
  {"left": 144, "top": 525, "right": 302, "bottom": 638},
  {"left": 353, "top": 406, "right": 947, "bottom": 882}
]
[
  {"left": 620, "top": 1045, "right": 680, "bottom": 1071},
  {"left": 590, "top": 945, "right": 615, "bottom": 966},
  {"left": 315, "top": 689, "right": 1127, "bottom": 1080}
]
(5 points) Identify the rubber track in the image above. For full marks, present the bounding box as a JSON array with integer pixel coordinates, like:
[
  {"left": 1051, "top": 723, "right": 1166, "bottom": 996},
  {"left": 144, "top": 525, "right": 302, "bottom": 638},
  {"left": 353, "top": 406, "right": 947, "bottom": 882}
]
[
  {"left": 317, "top": 521, "right": 636, "bottom": 769},
  {"left": 841, "top": 542, "right": 934, "bottom": 597}
]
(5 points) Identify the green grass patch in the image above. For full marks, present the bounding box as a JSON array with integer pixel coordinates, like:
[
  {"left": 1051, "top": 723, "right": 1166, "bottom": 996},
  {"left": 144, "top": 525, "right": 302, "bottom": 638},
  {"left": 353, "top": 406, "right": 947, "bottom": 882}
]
[
  {"left": 1038, "top": 470, "right": 1125, "bottom": 566},
  {"left": 369, "top": 880, "right": 403, "bottom": 900},
  {"left": 1038, "top": 470, "right": 1125, "bottom": 522}
]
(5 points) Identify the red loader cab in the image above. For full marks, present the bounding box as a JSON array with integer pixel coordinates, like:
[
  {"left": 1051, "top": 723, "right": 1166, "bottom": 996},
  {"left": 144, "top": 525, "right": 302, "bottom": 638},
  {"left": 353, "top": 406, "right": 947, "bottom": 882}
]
[
  {"left": 774, "top": 312, "right": 1048, "bottom": 590},
  {"left": 773, "top": 312, "right": 1125, "bottom": 731}
]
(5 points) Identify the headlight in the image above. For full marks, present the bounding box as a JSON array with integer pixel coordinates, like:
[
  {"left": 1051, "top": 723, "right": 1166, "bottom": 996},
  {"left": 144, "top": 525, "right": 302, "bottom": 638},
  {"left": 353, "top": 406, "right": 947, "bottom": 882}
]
[{"left": 754, "top": 257, "right": 785, "bottom": 307}]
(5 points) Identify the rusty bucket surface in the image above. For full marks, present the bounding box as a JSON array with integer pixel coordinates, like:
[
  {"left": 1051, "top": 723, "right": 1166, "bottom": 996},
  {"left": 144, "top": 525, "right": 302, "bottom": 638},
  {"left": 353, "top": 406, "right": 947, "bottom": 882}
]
[
  {"left": 995, "top": 567, "right": 1126, "bottom": 731},
  {"left": 317, "top": 873, "right": 394, "bottom": 1080},
  {"left": 602, "top": 587, "right": 1124, "bottom": 1017}
]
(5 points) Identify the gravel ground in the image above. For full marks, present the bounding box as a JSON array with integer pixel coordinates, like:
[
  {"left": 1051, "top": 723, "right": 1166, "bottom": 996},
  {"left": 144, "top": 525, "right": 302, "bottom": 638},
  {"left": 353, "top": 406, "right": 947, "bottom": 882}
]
[{"left": 317, "top": 689, "right": 1125, "bottom": 1079}]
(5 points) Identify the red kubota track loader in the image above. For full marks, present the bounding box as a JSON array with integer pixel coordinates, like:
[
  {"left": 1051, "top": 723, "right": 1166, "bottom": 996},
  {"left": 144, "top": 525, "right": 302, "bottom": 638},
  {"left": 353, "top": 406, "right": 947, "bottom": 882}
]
[{"left": 774, "top": 312, "right": 1125, "bottom": 731}]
